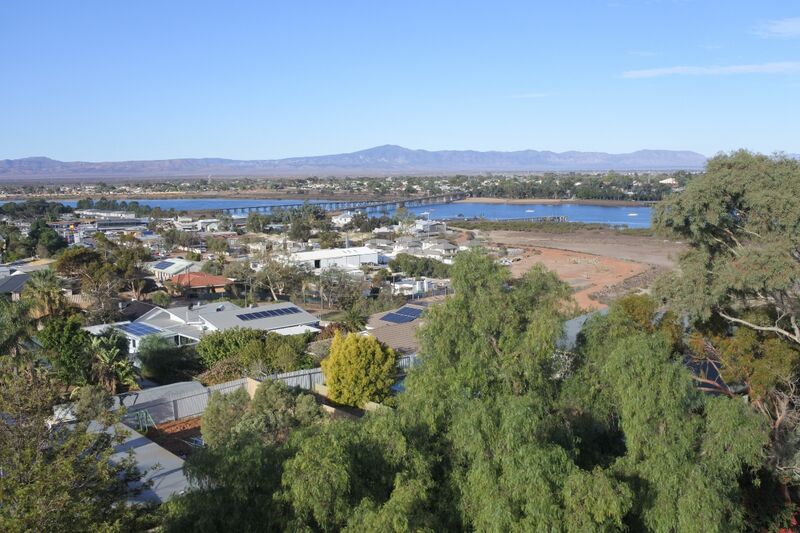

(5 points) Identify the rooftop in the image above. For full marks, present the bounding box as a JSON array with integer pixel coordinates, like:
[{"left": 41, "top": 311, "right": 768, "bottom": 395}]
[
  {"left": 170, "top": 272, "right": 233, "bottom": 288},
  {"left": 137, "top": 300, "right": 319, "bottom": 334},
  {"left": 290, "top": 246, "right": 377, "bottom": 261}
]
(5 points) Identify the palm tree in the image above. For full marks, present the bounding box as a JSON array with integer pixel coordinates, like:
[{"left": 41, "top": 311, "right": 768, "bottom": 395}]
[
  {"left": 340, "top": 306, "right": 367, "bottom": 333},
  {"left": 22, "top": 268, "right": 66, "bottom": 318},
  {"left": 0, "top": 298, "right": 35, "bottom": 357},
  {"left": 89, "top": 336, "right": 137, "bottom": 395}
]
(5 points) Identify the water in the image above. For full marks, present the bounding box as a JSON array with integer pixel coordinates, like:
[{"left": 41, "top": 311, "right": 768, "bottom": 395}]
[
  {"left": 2, "top": 198, "right": 653, "bottom": 227},
  {"left": 401, "top": 202, "right": 652, "bottom": 227}
]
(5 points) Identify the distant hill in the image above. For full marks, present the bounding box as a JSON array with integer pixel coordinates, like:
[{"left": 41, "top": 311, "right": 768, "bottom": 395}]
[{"left": 0, "top": 145, "right": 708, "bottom": 180}]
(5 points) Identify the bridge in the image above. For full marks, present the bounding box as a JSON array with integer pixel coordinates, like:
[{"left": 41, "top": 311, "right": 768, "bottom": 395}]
[{"left": 215, "top": 192, "right": 468, "bottom": 216}]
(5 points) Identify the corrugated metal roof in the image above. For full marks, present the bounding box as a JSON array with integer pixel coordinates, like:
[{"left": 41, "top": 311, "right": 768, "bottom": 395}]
[{"left": 110, "top": 424, "right": 189, "bottom": 504}]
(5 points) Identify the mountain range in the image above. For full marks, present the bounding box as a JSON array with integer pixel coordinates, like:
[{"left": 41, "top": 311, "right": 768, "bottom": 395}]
[{"left": 0, "top": 145, "right": 709, "bottom": 181}]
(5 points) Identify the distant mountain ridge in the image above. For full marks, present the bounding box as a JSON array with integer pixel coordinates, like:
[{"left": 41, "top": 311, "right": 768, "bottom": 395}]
[{"left": 0, "top": 145, "right": 708, "bottom": 180}]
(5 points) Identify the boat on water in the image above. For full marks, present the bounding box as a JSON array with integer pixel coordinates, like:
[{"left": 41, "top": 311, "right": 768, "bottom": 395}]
[
  {"left": 525, "top": 209, "right": 535, "bottom": 213},
  {"left": 627, "top": 213, "right": 638, "bottom": 217}
]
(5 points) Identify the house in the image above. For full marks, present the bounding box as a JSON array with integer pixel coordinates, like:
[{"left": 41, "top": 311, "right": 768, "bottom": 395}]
[
  {"left": 169, "top": 272, "right": 233, "bottom": 299},
  {"left": 147, "top": 259, "right": 202, "bottom": 282},
  {"left": 331, "top": 211, "right": 354, "bottom": 227},
  {"left": 91, "top": 301, "right": 320, "bottom": 353},
  {"left": 390, "top": 277, "right": 449, "bottom": 297},
  {"left": 288, "top": 246, "right": 380, "bottom": 271},
  {"left": 413, "top": 219, "right": 447, "bottom": 235},
  {"left": 365, "top": 302, "right": 428, "bottom": 354},
  {"left": 118, "top": 300, "right": 158, "bottom": 321},
  {"left": 0, "top": 271, "right": 29, "bottom": 301}
]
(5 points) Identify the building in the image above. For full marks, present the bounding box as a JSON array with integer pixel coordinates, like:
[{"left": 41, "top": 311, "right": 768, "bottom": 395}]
[
  {"left": 331, "top": 211, "right": 354, "bottom": 227},
  {"left": 87, "top": 301, "right": 320, "bottom": 353},
  {"left": 288, "top": 246, "right": 379, "bottom": 271},
  {"left": 0, "top": 271, "right": 29, "bottom": 301},
  {"left": 169, "top": 272, "right": 234, "bottom": 299},
  {"left": 118, "top": 300, "right": 158, "bottom": 321},
  {"left": 147, "top": 259, "right": 202, "bottom": 282},
  {"left": 365, "top": 302, "right": 428, "bottom": 354}
]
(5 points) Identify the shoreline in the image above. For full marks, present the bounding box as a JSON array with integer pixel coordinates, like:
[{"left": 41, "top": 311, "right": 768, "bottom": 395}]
[
  {"left": 456, "top": 197, "right": 653, "bottom": 207},
  {"left": 2, "top": 192, "right": 654, "bottom": 208}
]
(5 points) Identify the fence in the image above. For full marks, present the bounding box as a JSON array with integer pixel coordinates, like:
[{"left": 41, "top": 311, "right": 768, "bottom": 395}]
[
  {"left": 120, "top": 354, "right": 420, "bottom": 427},
  {"left": 120, "top": 378, "right": 248, "bottom": 427},
  {"left": 261, "top": 353, "right": 420, "bottom": 391}
]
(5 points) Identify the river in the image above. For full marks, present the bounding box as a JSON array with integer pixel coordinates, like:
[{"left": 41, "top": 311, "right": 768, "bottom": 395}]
[{"left": 5, "top": 198, "right": 653, "bottom": 227}]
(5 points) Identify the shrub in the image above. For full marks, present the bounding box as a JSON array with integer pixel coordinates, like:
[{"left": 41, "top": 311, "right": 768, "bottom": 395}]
[
  {"left": 137, "top": 335, "right": 201, "bottom": 384},
  {"left": 196, "top": 328, "right": 264, "bottom": 368},
  {"left": 321, "top": 332, "right": 396, "bottom": 407},
  {"left": 150, "top": 291, "right": 171, "bottom": 308}
]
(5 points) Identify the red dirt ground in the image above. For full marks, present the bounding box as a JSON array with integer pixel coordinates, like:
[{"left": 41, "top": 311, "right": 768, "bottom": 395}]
[{"left": 146, "top": 417, "right": 203, "bottom": 458}]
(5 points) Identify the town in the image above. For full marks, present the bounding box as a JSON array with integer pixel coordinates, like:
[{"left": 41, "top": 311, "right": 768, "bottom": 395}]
[{"left": 3, "top": 2, "right": 799, "bottom": 531}]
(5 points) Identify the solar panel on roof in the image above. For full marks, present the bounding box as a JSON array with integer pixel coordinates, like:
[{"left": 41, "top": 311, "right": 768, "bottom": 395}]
[
  {"left": 236, "top": 313, "right": 255, "bottom": 321},
  {"left": 288, "top": 307, "right": 301, "bottom": 314},
  {"left": 395, "top": 306, "right": 422, "bottom": 319},
  {"left": 153, "top": 261, "right": 174, "bottom": 270},
  {"left": 381, "top": 312, "right": 414, "bottom": 324},
  {"left": 117, "top": 323, "right": 161, "bottom": 336}
]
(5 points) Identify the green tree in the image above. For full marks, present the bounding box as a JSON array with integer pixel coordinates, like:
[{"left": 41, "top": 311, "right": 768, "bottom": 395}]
[
  {"left": 201, "top": 387, "right": 252, "bottom": 448},
  {"left": 339, "top": 306, "right": 366, "bottom": 333},
  {"left": 321, "top": 331, "right": 396, "bottom": 407},
  {"left": 317, "top": 230, "right": 342, "bottom": 249},
  {"left": 388, "top": 253, "right": 451, "bottom": 278},
  {"left": 318, "top": 266, "right": 361, "bottom": 310},
  {"left": 206, "top": 236, "right": 229, "bottom": 256},
  {"left": 655, "top": 151, "right": 800, "bottom": 514},
  {"left": 200, "top": 259, "right": 223, "bottom": 275},
  {"left": 196, "top": 327, "right": 263, "bottom": 368},
  {"left": 0, "top": 365, "right": 149, "bottom": 532},
  {"left": 21, "top": 268, "right": 66, "bottom": 318},
  {"left": 27, "top": 219, "right": 67, "bottom": 257},
  {"left": 137, "top": 335, "right": 201, "bottom": 384},
  {"left": 37, "top": 315, "right": 92, "bottom": 386},
  {"left": 655, "top": 151, "right": 800, "bottom": 344},
  {"left": 89, "top": 334, "right": 137, "bottom": 395},
  {"left": 150, "top": 290, "right": 171, "bottom": 308},
  {"left": 163, "top": 380, "right": 320, "bottom": 531},
  {"left": 288, "top": 219, "right": 312, "bottom": 242},
  {"left": 0, "top": 298, "right": 35, "bottom": 358}
]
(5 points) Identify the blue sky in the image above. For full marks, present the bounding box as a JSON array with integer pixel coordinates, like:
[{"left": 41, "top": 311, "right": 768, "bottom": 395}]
[{"left": 1, "top": 1, "right": 798, "bottom": 161}]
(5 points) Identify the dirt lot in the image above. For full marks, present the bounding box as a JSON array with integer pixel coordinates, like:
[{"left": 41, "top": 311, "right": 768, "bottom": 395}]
[
  {"left": 147, "top": 417, "right": 203, "bottom": 458},
  {"left": 477, "top": 228, "right": 686, "bottom": 310}
]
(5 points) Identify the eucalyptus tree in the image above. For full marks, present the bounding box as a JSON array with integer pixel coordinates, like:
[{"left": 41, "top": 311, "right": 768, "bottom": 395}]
[{"left": 656, "top": 151, "right": 800, "bottom": 345}]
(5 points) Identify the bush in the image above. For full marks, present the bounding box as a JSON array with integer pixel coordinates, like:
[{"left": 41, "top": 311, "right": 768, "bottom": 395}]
[
  {"left": 150, "top": 291, "right": 171, "bottom": 308},
  {"left": 388, "top": 253, "right": 450, "bottom": 278},
  {"left": 196, "top": 328, "right": 264, "bottom": 368},
  {"left": 197, "top": 357, "right": 250, "bottom": 386},
  {"left": 321, "top": 332, "right": 396, "bottom": 407},
  {"left": 201, "top": 380, "right": 321, "bottom": 447},
  {"left": 137, "top": 335, "right": 202, "bottom": 384},
  {"left": 196, "top": 330, "right": 315, "bottom": 381}
]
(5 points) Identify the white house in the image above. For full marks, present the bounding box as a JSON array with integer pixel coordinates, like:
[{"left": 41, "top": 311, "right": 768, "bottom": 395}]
[
  {"left": 288, "top": 246, "right": 380, "bottom": 271},
  {"left": 331, "top": 211, "right": 355, "bottom": 228},
  {"left": 147, "top": 259, "right": 202, "bottom": 282},
  {"left": 85, "top": 300, "right": 320, "bottom": 354}
]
